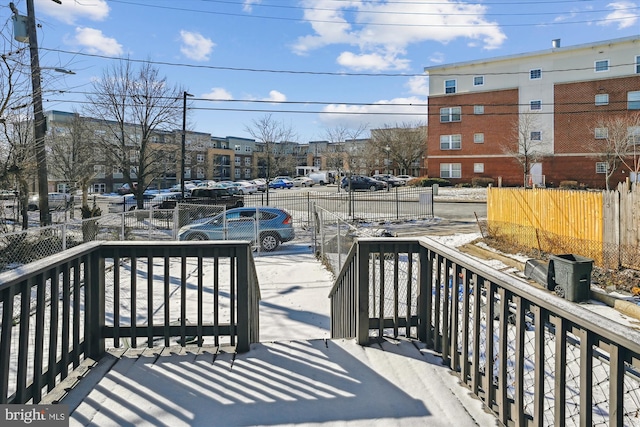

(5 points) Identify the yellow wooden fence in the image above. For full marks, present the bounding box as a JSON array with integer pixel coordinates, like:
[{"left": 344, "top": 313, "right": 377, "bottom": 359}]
[{"left": 487, "top": 187, "right": 605, "bottom": 265}]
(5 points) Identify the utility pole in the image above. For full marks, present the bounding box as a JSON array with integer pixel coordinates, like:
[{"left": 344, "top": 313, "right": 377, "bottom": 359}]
[
  {"left": 180, "top": 91, "right": 193, "bottom": 197},
  {"left": 26, "top": 0, "right": 52, "bottom": 225}
]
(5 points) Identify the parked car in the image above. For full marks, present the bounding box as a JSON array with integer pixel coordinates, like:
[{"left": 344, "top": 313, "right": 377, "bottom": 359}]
[
  {"left": 229, "top": 181, "right": 258, "bottom": 195},
  {"left": 108, "top": 193, "right": 155, "bottom": 213},
  {"left": 308, "top": 171, "right": 337, "bottom": 185},
  {"left": 373, "top": 174, "right": 405, "bottom": 187},
  {"left": 117, "top": 183, "right": 138, "bottom": 195},
  {"left": 250, "top": 179, "right": 267, "bottom": 192},
  {"left": 178, "top": 207, "right": 295, "bottom": 251},
  {"left": 292, "top": 176, "right": 315, "bottom": 187},
  {"left": 341, "top": 175, "right": 387, "bottom": 191},
  {"left": 28, "top": 192, "right": 72, "bottom": 211},
  {"left": 396, "top": 175, "right": 414, "bottom": 183},
  {"left": 268, "top": 178, "right": 294, "bottom": 189},
  {"left": 161, "top": 187, "right": 245, "bottom": 209}
]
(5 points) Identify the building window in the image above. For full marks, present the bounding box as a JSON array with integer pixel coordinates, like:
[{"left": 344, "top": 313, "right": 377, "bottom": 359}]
[
  {"left": 474, "top": 105, "right": 484, "bottom": 114},
  {"left": 245, "top": 157, "right": 251, "bottom": 166},
  {"left": 636, "top": 55, "right": 640, "bottom": 74},
  {"left": 595, "top": 94, "right": 609, "bottom": 106},
  {"left": 630, "top": 126, "right": 640, "bottom": 144},
  {"left": 596, "top": 162, "right": 608, "bottom": 174},
  {"left": 445, "top": 79, "right": 456, "bottom": 94},
  {"left": 440, "top": 107, "right": 461, "bottom": 123},
  {"left": 184, "top": 167, "right": 191, "bottom": 178},
  {"left": 473, "top": 163, "right": 484, "bottom": 173},
  {"left": 234, "top": 145, "right": 241, "bottom": 151},
  {"left": 530, "top": 131, "right": 541, "bottom": 141},
  {"left": 112, "top": 166, "right": 123, "bottom": 178},
  {"left": 245, "top": 168, "right": 251, "bottom": 177},
  {"left": 595, "top": 127, "right": 608, "bottom": 139},
  {"left": 196, "top": 167, "right": 205, "bottom": 179},
  {"left": 595, "top": 59, "right": 609, "bottom": 72},
  {"left": 530, "top": 100, "right": 542, "bottom": 111},
  {"left": 184, "top": 154, "right": 191, "bottom": 165},
  {"left": 235, "top": 169, "right": 241, "bottom": 178},
  {"left": 234, "top": 157, "right": 241, "bottom": 166},
  {"left": 245, "top": 146, "right": 251, "bottom": 152},
  {"left": 473, "top": 76, "right": 484, "bottom": 86},
  {"left": 197, "top": 154, "right": 205, "bottom": 163},
  {"left": 629, "top": 91, "right": 640, "bottom": 110},
  {"left": 474, "top": 133, "right": 484, "bottom": 143},
  {"left": 94, "top": 165, "right": 105, "bottom": 178},
  {"left": 440, "top": 134, "right": 461, "bottom": 150},
  {"left": 440, "top": 163, "right": 461, "bottom": 178},
  {"left": 530, "top": 69, "right": 541, "bottom": 80}
]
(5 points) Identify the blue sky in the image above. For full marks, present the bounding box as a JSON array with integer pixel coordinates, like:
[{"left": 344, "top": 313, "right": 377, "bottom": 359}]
[{"left": 6, "top": 0, "right": 640, "bottom": 142}]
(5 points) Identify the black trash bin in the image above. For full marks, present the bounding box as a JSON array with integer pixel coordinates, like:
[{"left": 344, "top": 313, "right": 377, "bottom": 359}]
[{"left": 548, "top": 254, "right": 593, "bottom": 302}]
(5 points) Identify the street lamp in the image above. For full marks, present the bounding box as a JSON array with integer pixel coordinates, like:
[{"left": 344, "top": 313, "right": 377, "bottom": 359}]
[
  {"left": 385, "top": 145, "right": 390, "bottom": 191},
  {"left": 180, "top": 91, "right": 193, "bottom": 197}
]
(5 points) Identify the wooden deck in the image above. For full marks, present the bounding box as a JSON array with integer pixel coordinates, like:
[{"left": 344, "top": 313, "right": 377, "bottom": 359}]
[{"left": 59, "top": 338, "right": 498, "bottom": 427}]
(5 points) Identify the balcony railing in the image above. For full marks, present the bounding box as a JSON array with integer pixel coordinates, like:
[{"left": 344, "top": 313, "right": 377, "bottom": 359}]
[
  {"left": 330, "top": 237, "right": 640, "bottom": 426},
  {"left": 0, "top": 241, "right": 260, "bottom": 404}
]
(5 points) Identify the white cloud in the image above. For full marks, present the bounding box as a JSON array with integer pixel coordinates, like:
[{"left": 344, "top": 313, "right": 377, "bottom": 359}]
[
  {"left": 406, "top": 76, "right": 429, "bottom": 96},
  {"left": 243, "top": 0, "right": 262, "bottom": 13},
  {"left": 202, "top": 88, "right": 233, "bottom": 101},
  {"left": 337, "top": 51, "right": 410, "bottom": 71},
  {"left": 36, "top": 0, "right": 109, "bottom": 25},
  {"left": 69, "top": 27, "right": 123, "bottom": 56},
  {"left": 293, "top": 0, "right": 506, "bottom": 71},
  {"left": 598, "top": 2, "right": 638, "bottom": 29},
  {"left": 320, "top": 96, "right": 427, "bottom": 129},
  {"left": 428, "top": 52, "right": 445, "bottom": 64},
  {"left": 180, "top": 31, "right": 215, "bottom": 62},
  {"left": 263, "top": 90, "right": 287, "bottom": 102}
]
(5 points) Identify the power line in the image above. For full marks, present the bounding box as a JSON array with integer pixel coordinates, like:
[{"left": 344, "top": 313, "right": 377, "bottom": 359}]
[
  {"left": 105, "top": 0, "right": 639, "bottom": 27},
  {"left": 39, "top": 47, "right": 640, "bottom": 78}
]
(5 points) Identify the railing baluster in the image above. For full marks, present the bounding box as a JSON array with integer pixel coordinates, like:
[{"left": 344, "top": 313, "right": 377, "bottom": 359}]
[
  {"left": 33, "top": 274, "right": 46, "bottom": 403},
  {"left": 16, "top": 281, "right": 30, "bottom": 403},
  {"left": 513, "top": 296, "right": 526, "bottom": 427},
  {"left": 497, "top": 287, "right": 508, "bottom": 425},
  {"left": 47, "top": 267, "right": 60, "bottom": 391},
  {"left": 0, "top": 286, "right": 15, "bottom": 403},
  {"left": 130, "top": 256, "right": 137, "bottom": 348},
  {"left": 163, "top": 252, "right": 170, "bottom": 347},
  {"left": 553, "top": 314, "right": 567, "bottom": 426},
  {"left": 147, "top": 252, "right": 154, "bottom": 348},
  {"left": 579, "top": 328, "right": 594, "bottom": 427}
]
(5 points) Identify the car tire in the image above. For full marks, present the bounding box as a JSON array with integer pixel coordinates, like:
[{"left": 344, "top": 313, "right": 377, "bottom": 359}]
[
  {"left": 186, "top": 233, "right": 208, "bottom": 241},
  {"left": 260, "top": 232, "right": 280, "bottom": 251},
  {"left": 369, "top": 185, "right": 377, "bottom": 191}
]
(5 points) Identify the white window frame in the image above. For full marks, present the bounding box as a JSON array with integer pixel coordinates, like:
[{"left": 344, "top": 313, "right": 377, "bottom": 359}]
[
  {"left": 530, "top": 69, "right": 541, "bottom": 80},
  {"left": 196, "top": 153, "right": 205, "bottom": 163},
  {"left": 595, "top": 94, "right": 609, "bottom": 106},
  {"left": 530, "top": 131, "right": 542, "bottom": 141},
  {"left": 596, "top": 162, "right": 608, "bottom": 174},
  {"left": 234, "top": 168, "right": 241, "bottom": 178},
  {"left": 440, "top": 107, "right": 461, "bottom": 123},
  {"left": 595, "top": 59, "right": 609, "bottom": 73},
  {"left": 474, "top": 105, "right": 484, "bottom": 115},
  {"left": 184, "top": 167, "right": 191, "bottom": 179},
  {"left": 234, "top": 157, "right": 241, "bottom": 166},
  {"left": 444, "top": 79, "right": 456, "bottom": 94},
  {"left": 244, "top": 157, "right": 251, "bottom": 166},
  {"left": 530, "top": 100, "right": 542, "bottom": 111},
  {"left": 629, "top": 126, "right": 640, "bottom": 144},
  {"left": 440, "top": 163, "right": 461, "bottom": 179},
  {"left": 234, "top": 145, "right": 241, "bottom": 151},
  {"left": 595, "top": 127, "right": 608, "bottom": 139},
  {"left": 473, "top": 163, "right": 484, "bottom": 173},
  {"left": 474, "top": 133, "right": 484, "bottom": 143},
  {"left": 245, "top": 146, "right": 251, "bottom": 152},
  {"left": 440, "top": 134, "right": 461, "bottom": 150},
  {"left": 636, "top": 55, "right": 640, "bottom": 74},
  {"left": 473, "top": 76, "right": 484, "bottom": 86}
]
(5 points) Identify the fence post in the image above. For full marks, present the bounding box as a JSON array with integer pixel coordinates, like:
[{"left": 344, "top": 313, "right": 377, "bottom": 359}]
[
  {"left": 62, "top": 223, "right": 67, "bottom": 251},
  {"left": 236, "top": 245, "right": 251, "bottom": 352},
  {"left": 120, "top": 213, "right": 125, "bottom": 240},
  {"left": 85, "top": 249, "right": 105, "bottom": 359},
  {"left": 337, "top": 216, "right": 341, "bottom": 268},
  {"left": 356, "top": 242, "right": 370, "bottom": 345},
  {"left": 173, "top": 206, "right": 179, "bottom": 239},
  {"left": 395, "top": 186, "right": 399, "bottom": 220}
]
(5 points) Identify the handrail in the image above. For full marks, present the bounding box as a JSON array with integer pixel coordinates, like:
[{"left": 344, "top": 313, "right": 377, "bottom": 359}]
[
  {"left": 330, "top": 236, "right": 640, "bottom": 425},
  {"left": 0, "top": 240, "right": 260, "bottom": 404}
]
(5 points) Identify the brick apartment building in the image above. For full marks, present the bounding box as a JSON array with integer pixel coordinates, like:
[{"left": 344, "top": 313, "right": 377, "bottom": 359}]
[{"left": 424, "top": 36, "right": 640, "bottom": 188}]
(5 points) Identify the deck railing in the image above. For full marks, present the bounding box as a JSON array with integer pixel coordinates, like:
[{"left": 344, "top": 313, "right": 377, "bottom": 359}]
[
  {"left": 0, "top": 240, "right": 260, "bottom": 404},
  {"left": 330, "top": 237, "right": 640, "bottom": 426}
]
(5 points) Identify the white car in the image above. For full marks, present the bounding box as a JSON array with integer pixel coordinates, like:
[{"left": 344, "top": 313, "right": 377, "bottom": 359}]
[
  {"left": 233, "top": 181, "right": 258, "bottom": 194},
  {"left": 396, "top": 175, "right": 414, "bottom": 184},
  {"left": 108, "top": 193, "right": 155, "bottom": 213},
  {"left": 27, "top": 192, "right": 71, "bottom": 211},
  {"left": 292, "top": 176, "right": 315, "bottom": 187}
]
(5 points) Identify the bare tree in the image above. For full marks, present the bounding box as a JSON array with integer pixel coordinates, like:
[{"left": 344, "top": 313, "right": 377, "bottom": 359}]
[
  {"left": 0, "top": 23, "right": 37, "bottom": 229},
  {"left": 323, "top": 124, "right": 369, "bottom": 171},
  {"left": 502, "top": 112, "right": 545, "bottom": 186},
  {"left": 47, "top": 112, "right": 96, "bottom": 212},
  {"left": 244, "top": 114, "right": 297, "bottom": 181},
  {"left": 370, "top": 123, "right": 427, "bottom": 176},
  {"left": 84, "top": 60, "right": 183, "bottom": 208},
  {"left": 590, "top": 113, "right": 640, "bottom": 190}
]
